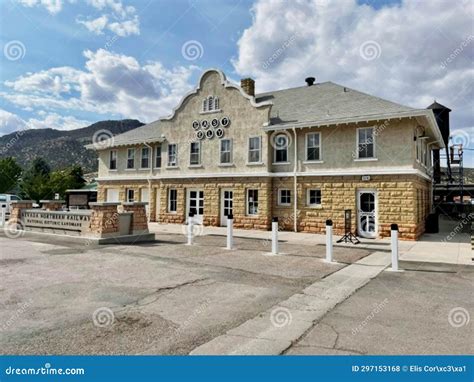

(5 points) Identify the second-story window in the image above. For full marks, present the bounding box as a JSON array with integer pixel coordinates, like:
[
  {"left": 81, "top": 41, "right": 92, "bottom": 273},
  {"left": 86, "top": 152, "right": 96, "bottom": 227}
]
[
  {"left": 109, "top": 150, "right": 117, "bottom": 170},
  {"left": 274, "top": 133, "right": 289, "bottom": 163},
  {"left": 220, "top": 139, "right": 232, "bottom": 164},
  {"left": 155, "top": 146, "right": 162, "bottom": 168},
  {"left": 127, "top": 148, "right": 135, "bottom": 169},
  {"left": 357, "top": 127, "right": 375, "bottom": 159},
  {"left": 248, "top": 137, "right": 261, "bottom": 163},
  {"left": 141, "top": 147, "right": 150, "bottom": 168},
  {"left": 202, "top": 96, "right": 219, "bottom": 112},
  {"left": 168, "top": 144, "right": 178, "bottom": 167},
  {"left": 306, "top": 132, "right": 321, "bottom": 161},
  {"left": 190, "top": 142, "right": 201, "bottom": 165}
]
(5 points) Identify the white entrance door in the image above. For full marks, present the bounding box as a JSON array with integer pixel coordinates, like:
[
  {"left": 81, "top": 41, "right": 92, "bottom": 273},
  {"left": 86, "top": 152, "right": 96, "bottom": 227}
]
[
  {"left": 357, "top": 190, "right": 377, "bottom": 238},
  {"left": 220, "top": 189, "right": 233, "bottom": 227},
  {"left": 106, "top": 188, "right": 119, "bottom": 202},
  {"left": 141, "top": 188, "right": 150, "bottom": 217},
  {"left": 187, "top": 189, "right": 204, "bottom": 224}
]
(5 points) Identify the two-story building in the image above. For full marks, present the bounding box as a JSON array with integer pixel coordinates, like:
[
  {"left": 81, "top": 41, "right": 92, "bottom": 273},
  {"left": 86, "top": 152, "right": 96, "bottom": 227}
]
[{"left": 87, "top": 69, "right": 444, "bottom": 240}]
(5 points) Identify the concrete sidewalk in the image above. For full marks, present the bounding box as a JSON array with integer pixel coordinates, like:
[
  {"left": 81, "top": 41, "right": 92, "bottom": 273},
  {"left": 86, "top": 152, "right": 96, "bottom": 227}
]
[
  {"left": 149, "top": 221, "right": 472, "bottom": 266},
  {"left": 190, "top": 251, "right": 391, "bottom": 355}
]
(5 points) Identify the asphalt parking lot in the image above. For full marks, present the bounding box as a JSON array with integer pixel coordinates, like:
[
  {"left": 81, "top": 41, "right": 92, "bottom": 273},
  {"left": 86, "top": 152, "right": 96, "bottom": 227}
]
[
  {"left": 0, "top": 232, "right": 370, "bottom": 355},
  {"left": 0, "top": 232, "right": 472, "bottom": 355}
]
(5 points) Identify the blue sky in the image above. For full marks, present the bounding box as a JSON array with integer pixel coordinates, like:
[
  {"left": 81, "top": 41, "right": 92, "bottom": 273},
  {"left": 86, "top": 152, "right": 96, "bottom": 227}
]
[{"left": 0, "top": 0, "right": 472, "bottom": 165}]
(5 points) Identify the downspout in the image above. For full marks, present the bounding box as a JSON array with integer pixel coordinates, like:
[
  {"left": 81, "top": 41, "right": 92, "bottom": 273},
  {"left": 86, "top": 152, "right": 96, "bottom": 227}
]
[
  {"left": 292, "top": 127, "right": 298, "bottom": 232},
  {"left": 144, "top": 142, "right": 153, "bottom": 223}
]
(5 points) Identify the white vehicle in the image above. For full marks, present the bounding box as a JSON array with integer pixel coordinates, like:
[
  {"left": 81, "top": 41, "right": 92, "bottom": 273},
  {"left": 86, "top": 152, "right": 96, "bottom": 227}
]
[{"left": 0, "top": 194, "right": 21, "bottom": 216}]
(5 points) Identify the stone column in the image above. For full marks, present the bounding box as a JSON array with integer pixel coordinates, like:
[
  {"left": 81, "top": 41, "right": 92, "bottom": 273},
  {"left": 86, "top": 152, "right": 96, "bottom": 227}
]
[
  {"left": 88, "top": 202, "right": 120, "bottom": 237},
  {"left": 122, "top": 202, "right": 149, "bottom": 234},
  {"left": 9, "top": 200, "right": 34, "bottom": 226},
  {"left": 40, "top": 200, "right": 65, "bottom": 211}
]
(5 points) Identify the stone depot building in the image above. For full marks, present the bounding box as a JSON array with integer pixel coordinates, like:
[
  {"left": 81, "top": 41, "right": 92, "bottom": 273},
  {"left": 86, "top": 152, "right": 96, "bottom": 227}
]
[{"left": 88, "top": 69, "right": 444, "bottom": 240}]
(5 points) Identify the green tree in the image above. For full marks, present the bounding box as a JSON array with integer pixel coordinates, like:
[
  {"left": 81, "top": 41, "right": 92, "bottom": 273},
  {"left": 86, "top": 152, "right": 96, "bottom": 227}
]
[
  {"left": 49, "top": 165, "right": 85, "bottom": 198},
  {"left": 20, "top": 158, "right": 53, "bottom": 202},
  {"left": 0, "top": 157, "right": 22, "bottom": 193}
]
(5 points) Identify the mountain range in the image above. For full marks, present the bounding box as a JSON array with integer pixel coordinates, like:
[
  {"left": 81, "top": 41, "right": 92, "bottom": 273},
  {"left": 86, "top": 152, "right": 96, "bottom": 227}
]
[{"left": 0, "top": 120, "right": 144, "bottom": 172}]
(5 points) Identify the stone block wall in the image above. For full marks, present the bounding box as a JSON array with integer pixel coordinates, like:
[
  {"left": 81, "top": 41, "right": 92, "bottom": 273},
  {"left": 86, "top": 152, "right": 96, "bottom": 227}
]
[
  {"left": 97, "top": 173, "right": 431, "bottom": 240},
  {"left": 88, "top": 202, "right": 120, "bottom": 237},
  {"left": 122, "top": 202, "right": 149, "bottom": 233},
  {"left": 9, "top": 201, "right": 34, "bottom": 226}
]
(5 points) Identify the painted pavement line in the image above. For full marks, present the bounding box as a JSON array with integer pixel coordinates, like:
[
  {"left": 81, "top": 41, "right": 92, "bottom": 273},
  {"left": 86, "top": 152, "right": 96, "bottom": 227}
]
[{"left": 190, "top": 251, "right": 390, "bottom": 355}]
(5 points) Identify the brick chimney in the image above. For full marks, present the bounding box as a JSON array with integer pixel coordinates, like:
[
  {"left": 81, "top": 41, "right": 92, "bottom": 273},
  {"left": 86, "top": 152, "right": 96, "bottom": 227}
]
[{"left": 240, "top": 78, "right": 255, "bottom": 96}]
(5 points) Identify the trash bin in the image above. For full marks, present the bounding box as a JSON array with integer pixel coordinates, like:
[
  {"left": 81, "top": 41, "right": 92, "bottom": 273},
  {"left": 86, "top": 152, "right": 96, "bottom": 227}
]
[{"left": 425, "top": 213, "right": 439, "bottom": 233}]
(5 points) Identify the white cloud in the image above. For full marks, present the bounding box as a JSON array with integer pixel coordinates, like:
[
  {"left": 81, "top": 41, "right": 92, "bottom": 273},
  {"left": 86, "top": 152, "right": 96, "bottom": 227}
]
[
  {"left": 233, "top": 0, "right": 474, "bottom": 134},
  {"left": 77, "top": 15, "right": 109, "bottom": 34},
  {"left": 16, "top": 0, "right": 63, "bottom": 14},
  {"left": 0, "top": 109, "right": 27, "bottom": 135},
  {"left": 0, "top": 109, "right": 92, "bottom": 136},
  {"left": 2, "top": 49, "right": 199, "bottom": 124}
]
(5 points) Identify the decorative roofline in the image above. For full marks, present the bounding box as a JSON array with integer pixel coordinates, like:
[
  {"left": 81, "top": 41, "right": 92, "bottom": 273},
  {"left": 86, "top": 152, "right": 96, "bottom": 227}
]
[{"left": 160, "top": 68, "right": 272, "bottom": 121}]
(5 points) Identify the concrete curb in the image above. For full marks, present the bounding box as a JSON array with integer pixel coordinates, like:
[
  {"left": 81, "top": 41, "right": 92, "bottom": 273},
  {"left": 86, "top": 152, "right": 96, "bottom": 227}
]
[{"left": 190, "top": 251, "right": 390, "bottom": 355}]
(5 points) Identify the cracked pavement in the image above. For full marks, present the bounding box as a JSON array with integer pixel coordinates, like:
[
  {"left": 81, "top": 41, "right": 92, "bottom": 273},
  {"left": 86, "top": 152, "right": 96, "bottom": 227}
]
[{"left": 1, "top": 232, "right": 471, "bottom": 355}]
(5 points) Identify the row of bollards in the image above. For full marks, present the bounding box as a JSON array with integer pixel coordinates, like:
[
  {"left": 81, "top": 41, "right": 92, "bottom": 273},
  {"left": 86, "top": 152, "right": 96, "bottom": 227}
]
[{"left": 186, "top": 214, "right": 400, "bottom": 271}]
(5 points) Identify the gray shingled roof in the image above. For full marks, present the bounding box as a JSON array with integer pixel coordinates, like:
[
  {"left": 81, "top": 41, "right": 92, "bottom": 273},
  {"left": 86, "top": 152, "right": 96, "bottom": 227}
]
[
  {"left": 88, "top": 80, "right": 425, "bottom": 149},
  {"left": 257, "top": 81, "right": 419, "bottom": 127}
]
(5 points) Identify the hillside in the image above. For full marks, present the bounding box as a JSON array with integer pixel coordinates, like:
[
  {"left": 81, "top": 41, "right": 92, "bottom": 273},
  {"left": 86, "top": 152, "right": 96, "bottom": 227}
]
[{"left": 0, "top": 119, "right": 144, "bottom": 172}]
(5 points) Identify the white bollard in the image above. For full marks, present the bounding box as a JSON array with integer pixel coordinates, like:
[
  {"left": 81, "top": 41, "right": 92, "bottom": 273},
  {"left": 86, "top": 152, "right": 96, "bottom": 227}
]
[
  {"left": 0, "top": 207, "right": 6, "bottom": 227},
  {"left": 187, "top": 212, "right": 194, "bottom": 246},
  {"left": 271, "top": 217, "right": 279, "bottom": 255},
  {"left": 226, "top": 214, "right": 234, "bottom": 250},
  {"left": 325, "top": 219, "right": 333, "bottom": 262},
  {"left": 391, "top": 223, "right": 399, "bottom": 271}
]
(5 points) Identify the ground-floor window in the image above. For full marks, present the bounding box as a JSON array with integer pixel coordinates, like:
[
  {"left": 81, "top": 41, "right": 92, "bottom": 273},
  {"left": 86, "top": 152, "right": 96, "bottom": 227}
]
[
  {"left": 278, "top": 189, "right": 291, "bottom": 206},
  {"left": 307, "top": 189, "right": 321, "bottom": 206},
  {"left": 126, "top": 189, "right": 135, "bottom": 202},
  {"left": 168, "top": 189, "right": 177, "bottom": 212},
  {"left": 247, "top": 189, "right": 259, "bottom": 215}
]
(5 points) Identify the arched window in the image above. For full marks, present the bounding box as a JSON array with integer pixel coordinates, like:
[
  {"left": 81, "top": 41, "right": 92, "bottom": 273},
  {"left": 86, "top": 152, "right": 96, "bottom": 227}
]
[{"left": 201, "top": 96, "right": 220, "bottom": 112}]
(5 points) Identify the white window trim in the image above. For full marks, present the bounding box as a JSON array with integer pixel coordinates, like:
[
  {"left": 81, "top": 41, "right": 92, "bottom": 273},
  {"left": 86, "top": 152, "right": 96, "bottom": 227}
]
[
  {"left": 126, "top": 148, "right": 136, "bottom": 170},
  {"left": 190, "top": 141, "right": 201, "bottom": 166},
  {"left": 278, "top": 189, "right": 292, "bottom": 206},
  {"left": 219, "top": 138, "right": 233, "bottom": 165},
  {"left": 306, "top": 189, "right": 322, "bottom": 208},
  {"left": 126, "top": 188, "right": 135, "bottom": 203},
  {"left": 167, "top": 143, "right": 178, "bottom": 167},
  {"left": 168, "top": 188, "right": 177, "bottom": 213},
  {"left": 140, "top": 146, "right": 151, "bottom": 169},
  {"left": 248, "top": 136, "right": 262, "bottom": 164},
  {"left": 305, "top": 131, "right": 322, "bottom": 162},
  {"left": 109, "top": 149, "right": 118, "bottom": 170},
  {"left": 355, "top": 126, "right": 376, "bottom": 160},
  {"left": 246, "top": 189, "right": 259, "bottom": 216},
  {"left": 154, "top": 146, "right": 162, "bottom": 169},
  {"left": 273, "top": 133, "right": 289, "bottom": 164}
]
